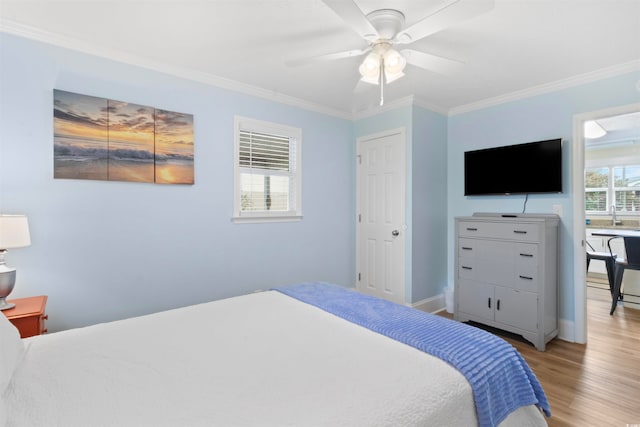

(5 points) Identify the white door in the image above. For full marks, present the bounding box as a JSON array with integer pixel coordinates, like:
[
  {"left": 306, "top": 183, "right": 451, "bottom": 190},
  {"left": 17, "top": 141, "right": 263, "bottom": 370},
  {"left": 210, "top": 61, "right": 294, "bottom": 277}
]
[{"left": 356, "top": 129, "right": 406, "bottom": 304}]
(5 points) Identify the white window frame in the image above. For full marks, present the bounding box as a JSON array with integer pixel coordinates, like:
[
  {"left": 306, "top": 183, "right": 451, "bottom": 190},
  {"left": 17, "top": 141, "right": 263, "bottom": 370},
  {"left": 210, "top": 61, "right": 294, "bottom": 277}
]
[
  {"left": 584, "top": 166, "right": 610, "bottom": 213},
  {"left": 585, "top": 161, "right": 640, "bottom": 216},
  {"left": 233, "top": 116, "right": 302, "bottom": 223}
]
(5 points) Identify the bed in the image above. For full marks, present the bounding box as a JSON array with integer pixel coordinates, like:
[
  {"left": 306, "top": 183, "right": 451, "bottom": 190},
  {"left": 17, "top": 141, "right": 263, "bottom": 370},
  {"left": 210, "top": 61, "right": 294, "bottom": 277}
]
[{"left": 1, "top": 282, "right": 549, "bottom": 427}]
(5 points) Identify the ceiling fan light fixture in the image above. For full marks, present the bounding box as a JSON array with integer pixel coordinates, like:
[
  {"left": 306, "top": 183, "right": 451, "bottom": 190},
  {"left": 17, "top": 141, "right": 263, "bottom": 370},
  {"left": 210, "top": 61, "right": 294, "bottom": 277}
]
[
  {"left": 584, "top": 120, "right": 607, "bottom": 139},
  {"left": 382, "top": 48, "right": 406, "bottom": 83},
  {"left": 383, "top": 48, "right": 405, "bottom": 73},
  {"left": 359, "top": 52, "right": 381, "bottom": 85}
]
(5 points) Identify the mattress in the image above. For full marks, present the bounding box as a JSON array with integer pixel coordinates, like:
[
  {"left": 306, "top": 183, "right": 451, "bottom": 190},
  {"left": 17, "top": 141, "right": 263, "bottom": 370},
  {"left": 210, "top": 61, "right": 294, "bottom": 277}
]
[{"left": 3, "top": 289, "right": 547, "bottom": 426}]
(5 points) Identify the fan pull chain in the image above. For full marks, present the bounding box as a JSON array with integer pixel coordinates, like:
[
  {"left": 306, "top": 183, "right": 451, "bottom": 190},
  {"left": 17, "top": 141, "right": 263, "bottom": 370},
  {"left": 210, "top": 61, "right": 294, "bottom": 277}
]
[{"left": 379, "top": 61, "right": 384, "bottom": 106}]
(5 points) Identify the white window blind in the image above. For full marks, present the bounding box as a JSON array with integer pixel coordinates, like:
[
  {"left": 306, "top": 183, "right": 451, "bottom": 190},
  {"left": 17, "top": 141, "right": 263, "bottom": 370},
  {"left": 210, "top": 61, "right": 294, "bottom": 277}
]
[
  {"left": 233, "top": 116, "right": 302, "bottom": 223},
  {"left": 614, "top": 165, "right": 640, "bottom": 213},
  {"left": 585, "top": 167, "right": 609, "bottom": 212}
]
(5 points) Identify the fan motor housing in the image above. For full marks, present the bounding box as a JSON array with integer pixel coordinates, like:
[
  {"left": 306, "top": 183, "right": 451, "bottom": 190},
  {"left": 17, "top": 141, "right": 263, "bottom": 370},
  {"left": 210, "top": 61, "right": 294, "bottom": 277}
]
[{"left": 366, "top": 9, "right": 405, "bottom": 40}]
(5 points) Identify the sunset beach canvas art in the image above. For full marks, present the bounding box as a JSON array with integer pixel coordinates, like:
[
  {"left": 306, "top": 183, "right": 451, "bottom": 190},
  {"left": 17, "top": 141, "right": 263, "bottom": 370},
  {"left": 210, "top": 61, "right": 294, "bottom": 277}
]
[{"left": 54, "top": 90, "right": 194, "bottom": 184}]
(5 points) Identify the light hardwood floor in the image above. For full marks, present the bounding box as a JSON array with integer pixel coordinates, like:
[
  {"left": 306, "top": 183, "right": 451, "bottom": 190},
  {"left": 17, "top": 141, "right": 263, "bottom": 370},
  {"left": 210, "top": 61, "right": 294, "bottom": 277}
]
[{"left": 439, "top": 285, "right": 640, "bottom": 426}]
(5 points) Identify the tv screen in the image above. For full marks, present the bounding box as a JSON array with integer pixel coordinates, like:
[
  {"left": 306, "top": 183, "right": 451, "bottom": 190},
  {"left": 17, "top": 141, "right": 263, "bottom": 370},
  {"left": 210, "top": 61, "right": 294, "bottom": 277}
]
[{"left": 464, "top": 138, "right": 562, "bottom": 196}]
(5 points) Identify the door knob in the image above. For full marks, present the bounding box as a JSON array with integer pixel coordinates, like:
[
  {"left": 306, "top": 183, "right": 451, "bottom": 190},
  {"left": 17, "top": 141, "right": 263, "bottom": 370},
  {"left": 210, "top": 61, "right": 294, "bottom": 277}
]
[{"left": 392, "top": 230, "right": 400, "bottom": 237}]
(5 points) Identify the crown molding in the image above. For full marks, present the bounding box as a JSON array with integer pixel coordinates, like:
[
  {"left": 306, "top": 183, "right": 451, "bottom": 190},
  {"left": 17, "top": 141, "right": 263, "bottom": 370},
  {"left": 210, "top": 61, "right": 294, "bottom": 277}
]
[
  {"left": 449, "top": 60, "right": 640, "bottom": 116},
  {"left": 411, "top": 97, "right": 449, "bottom": 116},
  {"left": 0, "top": 19, "right": 353, "bottom": 120},
  {"left": 3, "top": 18, "right": 638, "bottom": 123}
]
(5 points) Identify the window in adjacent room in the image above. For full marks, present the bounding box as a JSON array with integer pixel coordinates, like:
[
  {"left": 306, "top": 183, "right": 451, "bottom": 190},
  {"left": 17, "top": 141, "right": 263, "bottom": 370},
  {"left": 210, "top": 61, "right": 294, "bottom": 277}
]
[
  {"left": 233, "top": 116, "right": 302, "bottom": 223},
  {"left": 585, "top": 167, "right": 609, "bottom": 212},
  {"left": 585, "top": 165, "right": 640, "bottom": 214},
  {"left": 613, "top": 165, "right": 640, "bottom": 212}
]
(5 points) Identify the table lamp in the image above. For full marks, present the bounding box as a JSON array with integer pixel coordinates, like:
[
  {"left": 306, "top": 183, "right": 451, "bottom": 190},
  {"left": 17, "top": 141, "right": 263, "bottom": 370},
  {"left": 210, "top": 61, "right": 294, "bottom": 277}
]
[{"left": 0, "top": 215, "right": 31, "bottom": 310}]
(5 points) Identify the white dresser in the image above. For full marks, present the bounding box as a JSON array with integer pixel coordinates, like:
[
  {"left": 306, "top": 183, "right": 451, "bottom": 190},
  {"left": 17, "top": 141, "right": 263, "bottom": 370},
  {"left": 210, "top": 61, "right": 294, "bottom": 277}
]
[{"left": 454, "top": 213, "right": 559, "bottom": 351}]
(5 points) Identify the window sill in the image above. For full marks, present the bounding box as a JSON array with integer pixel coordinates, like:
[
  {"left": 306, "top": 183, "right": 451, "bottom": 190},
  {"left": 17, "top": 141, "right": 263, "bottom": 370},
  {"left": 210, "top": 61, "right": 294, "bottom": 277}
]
[{"left": 232, "top": 214, "right": 303, "bottom": 224}]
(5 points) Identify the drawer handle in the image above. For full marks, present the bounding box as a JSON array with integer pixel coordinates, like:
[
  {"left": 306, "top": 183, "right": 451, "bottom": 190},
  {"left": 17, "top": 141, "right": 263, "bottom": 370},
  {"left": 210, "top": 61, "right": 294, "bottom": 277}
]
[
  {"left": 461, "top": 247, "right": 473, "bottom": 250},
  {"left": 466, "top": 227, "right": 478, "bottom": 231},
  {"left": 497, "top": 299, "right": 501, "bottom": 311},
  {"left": 488, "top": 297, "right": 491, "bottom": 308},
  {"left": 519, "top": 275, "right": 534, "bottom": 280},
  {"left": 514, "top": 230, "right": 528, "bottom": 234},
  {"left": 519, "top": 253, "right": 534, "bottom": 257},
  {"left": 461, "top": 266, "right": 472, "bottom": 270}
]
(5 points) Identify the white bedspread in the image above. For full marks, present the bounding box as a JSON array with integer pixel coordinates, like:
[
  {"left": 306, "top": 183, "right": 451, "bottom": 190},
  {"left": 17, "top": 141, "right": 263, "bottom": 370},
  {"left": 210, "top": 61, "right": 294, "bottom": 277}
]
[{"left": 4, "top": 291, "right": 546, "bottom": 426}]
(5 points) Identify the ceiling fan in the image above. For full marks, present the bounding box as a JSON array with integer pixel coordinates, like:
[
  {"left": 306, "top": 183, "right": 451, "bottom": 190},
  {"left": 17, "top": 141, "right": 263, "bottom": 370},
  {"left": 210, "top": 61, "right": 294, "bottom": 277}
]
[{"left": 289, "top": 0, "right": 494, "bottom": 105}]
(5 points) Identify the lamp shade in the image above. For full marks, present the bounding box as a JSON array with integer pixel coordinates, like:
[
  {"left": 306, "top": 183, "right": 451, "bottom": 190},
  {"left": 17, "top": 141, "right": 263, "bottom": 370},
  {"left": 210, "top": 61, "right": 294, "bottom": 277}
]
[{"left": 0, "top": 215, "right": 31, "bottom": 249}]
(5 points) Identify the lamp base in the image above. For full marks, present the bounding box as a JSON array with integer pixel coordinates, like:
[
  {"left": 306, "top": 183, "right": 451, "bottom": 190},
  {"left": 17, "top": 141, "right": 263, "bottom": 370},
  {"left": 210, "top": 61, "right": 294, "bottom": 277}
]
[
  {"left": 0, "top": 261, "right": 17, "bottom": 310},
  {"left": 0, "top": 297, "right": 15, "bottom": 310}
]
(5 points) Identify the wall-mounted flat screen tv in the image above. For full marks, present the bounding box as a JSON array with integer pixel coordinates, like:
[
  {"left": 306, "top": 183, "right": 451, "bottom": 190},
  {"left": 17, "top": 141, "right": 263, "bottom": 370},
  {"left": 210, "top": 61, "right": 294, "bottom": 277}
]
[{"left": 464, "top": 138, "right": 562, "bottom": 196}]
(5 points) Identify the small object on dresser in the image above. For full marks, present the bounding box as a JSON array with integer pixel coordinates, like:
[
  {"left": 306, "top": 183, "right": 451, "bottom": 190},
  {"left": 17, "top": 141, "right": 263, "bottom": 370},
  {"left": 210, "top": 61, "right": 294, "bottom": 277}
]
[{"left": 3, "top": 295, "right": 48, "bottom": 338}]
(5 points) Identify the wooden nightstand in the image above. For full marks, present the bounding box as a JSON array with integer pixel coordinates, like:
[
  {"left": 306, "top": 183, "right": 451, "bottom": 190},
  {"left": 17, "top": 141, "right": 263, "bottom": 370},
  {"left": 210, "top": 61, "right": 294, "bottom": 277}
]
[{"left": 3, "top": 295, "right": 48, "bottom": 338}]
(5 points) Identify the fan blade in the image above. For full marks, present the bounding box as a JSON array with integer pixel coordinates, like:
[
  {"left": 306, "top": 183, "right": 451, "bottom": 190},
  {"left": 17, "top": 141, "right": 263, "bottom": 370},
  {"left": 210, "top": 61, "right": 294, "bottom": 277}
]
[
  {"left": 322, "top": 0, "right": 379, "bottom": 41},
  {"left": 396, "top": 0, "right": 494, "bottom": 44},
  {"left": 401, "top": 49, "right": 464, "bottom": 75},
  {"left": 286, "top": 48, "right": 369, "bottom": 67}
]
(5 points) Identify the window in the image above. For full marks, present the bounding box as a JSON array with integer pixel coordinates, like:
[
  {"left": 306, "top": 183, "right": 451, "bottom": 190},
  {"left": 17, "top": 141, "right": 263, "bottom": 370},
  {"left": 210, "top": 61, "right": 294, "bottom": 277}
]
[
  {"left": 585, "top": 167, "right": 608, "bottom": 212},
  {"left": 614, "top": 165, "right": 640, "bottom": 212},
  {"left": 233, "top": 116, "right": 302, "bottom": 222},
  {"left": 585, "top": 165, "right": 640, "bottom": 214}
]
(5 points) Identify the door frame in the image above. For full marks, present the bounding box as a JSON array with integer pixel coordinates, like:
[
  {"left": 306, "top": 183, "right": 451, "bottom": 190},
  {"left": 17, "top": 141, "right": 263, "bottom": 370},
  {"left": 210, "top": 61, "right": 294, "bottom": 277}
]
[
  {"left": 355, "top": 127, "right": 407, "bottom": 303},
  {"left": 572, "top": 102, "right": 640, "bottom": 344}
]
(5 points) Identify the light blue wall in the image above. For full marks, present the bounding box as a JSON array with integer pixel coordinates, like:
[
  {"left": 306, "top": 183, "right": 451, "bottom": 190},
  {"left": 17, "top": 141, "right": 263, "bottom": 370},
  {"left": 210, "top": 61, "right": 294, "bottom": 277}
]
[
  {"left": 0, "top": 33, "right": 355, "bottom": 331},
  {"left": 411, "top": 106, "right": 448, "bottom": 302},
  {"left": 447, "top": 71, "right": 640, "bottom": 324}
]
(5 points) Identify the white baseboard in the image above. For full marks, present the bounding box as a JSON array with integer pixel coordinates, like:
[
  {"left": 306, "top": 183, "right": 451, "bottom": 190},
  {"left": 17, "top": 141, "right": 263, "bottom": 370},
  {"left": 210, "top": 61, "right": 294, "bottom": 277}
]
[
  {"left": 558, "top": 318, "right": 576, "bottom": 343},
  {"left": 411, "top": 293, "right": 447, "bottom": 314}
]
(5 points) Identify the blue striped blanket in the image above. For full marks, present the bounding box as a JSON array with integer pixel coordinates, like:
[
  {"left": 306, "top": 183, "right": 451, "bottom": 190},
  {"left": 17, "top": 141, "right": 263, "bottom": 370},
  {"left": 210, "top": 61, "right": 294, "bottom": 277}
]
[{"left": 273, "top": 282, "right": 550, "bottom": 427}]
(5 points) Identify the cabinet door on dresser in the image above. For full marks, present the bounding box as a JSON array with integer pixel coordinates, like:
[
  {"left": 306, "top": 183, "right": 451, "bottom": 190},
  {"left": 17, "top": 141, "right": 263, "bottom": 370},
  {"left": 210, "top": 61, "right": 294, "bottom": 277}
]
[
  {"left": 458, "top": 279, "right": 494, "bottom": 321},
  {"left": 494, "top": 287, "right": 538, "bottom": 332}
]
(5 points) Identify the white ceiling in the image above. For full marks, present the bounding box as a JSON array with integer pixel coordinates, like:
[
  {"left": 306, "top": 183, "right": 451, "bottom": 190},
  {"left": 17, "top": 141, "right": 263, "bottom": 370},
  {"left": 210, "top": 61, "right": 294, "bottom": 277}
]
[
  {"left": 587, "top": 111, "right": 640, "bottom": 146},
  {"left": 1, "top": 0, "right": 639, "bottom": 117}
]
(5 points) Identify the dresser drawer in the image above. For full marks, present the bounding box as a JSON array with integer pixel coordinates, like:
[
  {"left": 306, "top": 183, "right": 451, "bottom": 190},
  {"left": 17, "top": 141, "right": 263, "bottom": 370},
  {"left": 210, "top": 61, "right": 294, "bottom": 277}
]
[
  {"left": 458, "top": 238, "right": 539, "bottom": 291},
  {"left": 458, "top": 238, "right": 516, "bottom": 259},
  {"left": 458, "top": 221, "right": 542, "bottom": 242}
]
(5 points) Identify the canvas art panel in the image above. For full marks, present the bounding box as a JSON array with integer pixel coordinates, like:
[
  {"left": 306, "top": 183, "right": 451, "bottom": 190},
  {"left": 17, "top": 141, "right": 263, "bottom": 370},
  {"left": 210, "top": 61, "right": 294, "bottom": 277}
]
[{"left": 53, "top": 90, "right": 194, "bottom": 184}]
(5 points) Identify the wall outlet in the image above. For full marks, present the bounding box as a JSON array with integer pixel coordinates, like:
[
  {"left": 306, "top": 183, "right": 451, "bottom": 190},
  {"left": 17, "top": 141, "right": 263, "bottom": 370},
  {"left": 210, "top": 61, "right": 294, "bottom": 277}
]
[{"left": 552, "top": 204, "right": 562, "bottom": 217}]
